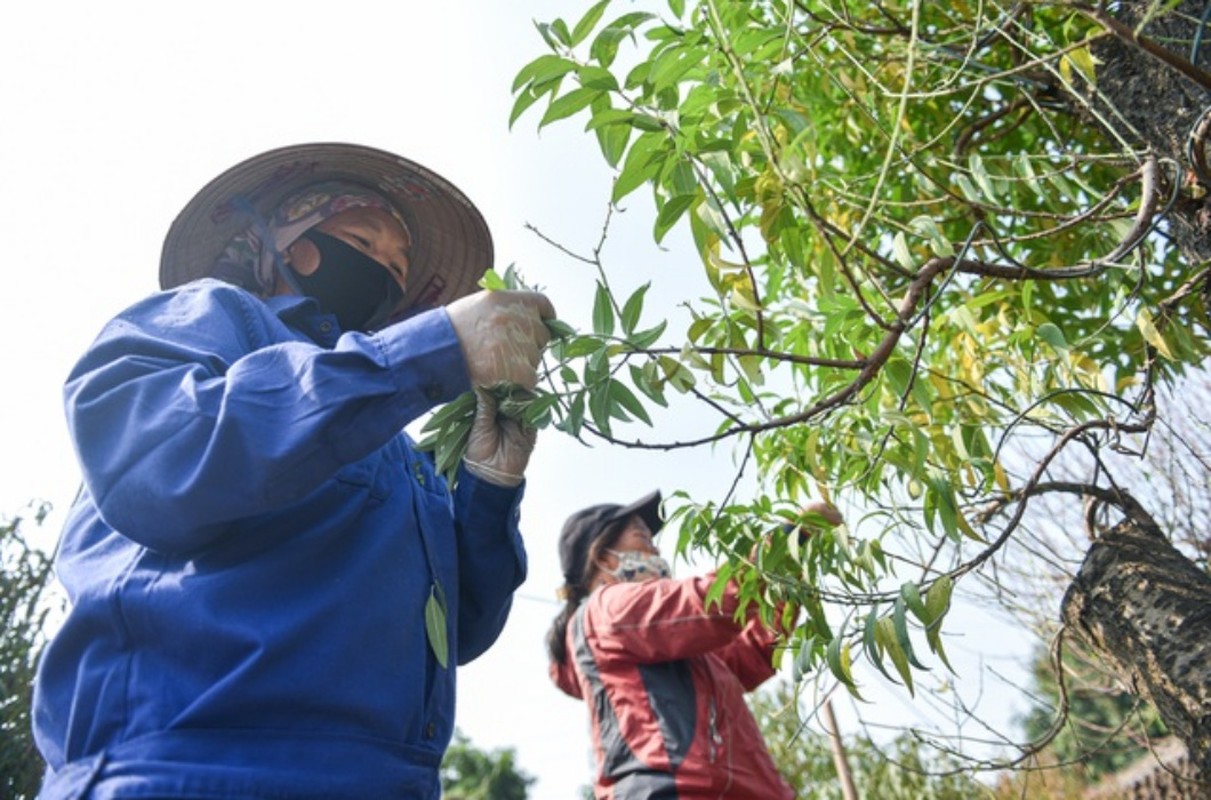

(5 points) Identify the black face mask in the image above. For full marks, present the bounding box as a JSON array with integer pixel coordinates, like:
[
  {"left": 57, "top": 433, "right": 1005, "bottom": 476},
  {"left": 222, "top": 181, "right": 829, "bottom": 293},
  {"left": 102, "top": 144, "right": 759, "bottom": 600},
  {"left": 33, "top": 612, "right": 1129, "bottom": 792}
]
[{"left": 289, "top": 230, "right": 403, "bottom": 332}]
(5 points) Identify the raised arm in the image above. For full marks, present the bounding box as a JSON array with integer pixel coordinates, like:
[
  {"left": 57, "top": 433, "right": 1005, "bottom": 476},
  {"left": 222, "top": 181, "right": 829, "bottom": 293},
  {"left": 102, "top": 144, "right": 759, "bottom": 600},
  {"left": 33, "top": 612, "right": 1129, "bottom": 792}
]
[
  {"left": 583, "top": 572, "right": 755, "bottom": 664},
  {"left": 66, "top": 281, "right": 467, "bottom": 553}
]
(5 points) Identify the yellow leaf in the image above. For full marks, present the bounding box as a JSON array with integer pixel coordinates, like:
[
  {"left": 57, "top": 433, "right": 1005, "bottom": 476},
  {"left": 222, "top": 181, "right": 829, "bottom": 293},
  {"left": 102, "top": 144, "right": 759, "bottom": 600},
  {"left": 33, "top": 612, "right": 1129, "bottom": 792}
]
[
  {"left": 993, "top": 460, "right": 1010, "bottom": 492},
  {"left": 1136, "top": 308, "right": 1174, "bottom": 360},
  {"left": 729, "top": 285, "right": 762, "bottom": 312},
  {"left": 1068, "top": 46, "right": 1099, "bottom": 86},
  {"left": 955, "top": 507, "right": 986, "bottom": 543}
]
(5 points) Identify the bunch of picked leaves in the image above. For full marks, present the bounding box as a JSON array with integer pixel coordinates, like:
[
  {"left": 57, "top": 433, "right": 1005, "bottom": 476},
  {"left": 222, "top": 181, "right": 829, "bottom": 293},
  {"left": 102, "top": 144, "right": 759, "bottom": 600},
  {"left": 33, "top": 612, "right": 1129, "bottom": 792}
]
[{"left": 415, "top": 266, "right": 573, "bottom": 485}]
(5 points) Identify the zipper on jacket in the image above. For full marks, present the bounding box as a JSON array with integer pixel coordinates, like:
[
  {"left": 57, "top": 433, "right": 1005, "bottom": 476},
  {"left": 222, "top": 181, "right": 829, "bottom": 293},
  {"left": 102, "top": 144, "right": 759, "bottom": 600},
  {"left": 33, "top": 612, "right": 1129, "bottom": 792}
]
[{"left": 708, "top": 697, "right": 721, "bottom": 763}]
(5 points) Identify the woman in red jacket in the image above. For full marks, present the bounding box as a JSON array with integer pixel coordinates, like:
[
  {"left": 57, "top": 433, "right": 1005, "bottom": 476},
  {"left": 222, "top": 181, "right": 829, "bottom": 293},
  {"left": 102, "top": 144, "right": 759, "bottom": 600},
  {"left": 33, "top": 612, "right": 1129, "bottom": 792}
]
[{"left": 547, "top": 490, "right": 835, "bottom": 799}]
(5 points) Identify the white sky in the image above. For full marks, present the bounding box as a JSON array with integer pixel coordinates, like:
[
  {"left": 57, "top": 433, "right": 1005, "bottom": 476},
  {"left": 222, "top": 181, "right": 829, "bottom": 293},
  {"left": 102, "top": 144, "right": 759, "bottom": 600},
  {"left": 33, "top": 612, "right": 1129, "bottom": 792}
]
[{"left": 1, "top": 2, "right": 1033, "bottom": 797}]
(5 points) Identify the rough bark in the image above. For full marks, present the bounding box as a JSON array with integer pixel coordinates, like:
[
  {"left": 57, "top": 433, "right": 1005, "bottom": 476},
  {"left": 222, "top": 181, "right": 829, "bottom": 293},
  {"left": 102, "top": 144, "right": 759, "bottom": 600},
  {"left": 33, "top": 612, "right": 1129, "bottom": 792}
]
[
  {"left": 1090, "top": 0, "right": 1211, "bottom": 266},
  {"left": 1062, "top": 517, "right": 1211, "bottom": 791},
  {"left": 1067, "top": 7, "right": 1211, "bottom": 786}
]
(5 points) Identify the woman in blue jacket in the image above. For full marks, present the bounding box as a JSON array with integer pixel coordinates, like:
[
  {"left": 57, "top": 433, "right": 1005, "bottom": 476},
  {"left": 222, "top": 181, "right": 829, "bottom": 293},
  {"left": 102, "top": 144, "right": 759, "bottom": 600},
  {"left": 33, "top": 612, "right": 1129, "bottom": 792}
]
[{"left": 32, "top": 142, "right": 554, "bottom": 799}]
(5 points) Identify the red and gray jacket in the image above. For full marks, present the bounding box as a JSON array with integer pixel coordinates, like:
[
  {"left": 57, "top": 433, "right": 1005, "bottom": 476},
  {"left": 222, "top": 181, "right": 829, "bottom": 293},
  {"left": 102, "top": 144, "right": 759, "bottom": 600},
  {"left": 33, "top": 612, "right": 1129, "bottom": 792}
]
[{"left": 550, "top": 573, "right": 796, "bottom": 799}]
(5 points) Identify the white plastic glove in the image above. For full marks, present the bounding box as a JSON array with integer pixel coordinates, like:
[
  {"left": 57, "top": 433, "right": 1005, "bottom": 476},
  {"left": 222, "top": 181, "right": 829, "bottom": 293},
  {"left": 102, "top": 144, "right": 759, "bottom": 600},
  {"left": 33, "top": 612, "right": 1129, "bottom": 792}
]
[
  {"left": 446, "top": 290, "right": 556, "bottom": 486},
  {"left": 461, "top": 388, "right": 537, "bottom": 487},
  {"left": 446, "top": 290, "right": 556, "bottom": 390}
]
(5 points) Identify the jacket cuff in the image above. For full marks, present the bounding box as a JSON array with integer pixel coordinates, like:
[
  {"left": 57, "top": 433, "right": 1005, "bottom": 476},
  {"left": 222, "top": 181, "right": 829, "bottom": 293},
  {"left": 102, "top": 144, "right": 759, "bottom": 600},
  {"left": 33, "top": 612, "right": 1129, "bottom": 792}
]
[{"left": 375, "top": 308, "right": 470, "bottom": 407}]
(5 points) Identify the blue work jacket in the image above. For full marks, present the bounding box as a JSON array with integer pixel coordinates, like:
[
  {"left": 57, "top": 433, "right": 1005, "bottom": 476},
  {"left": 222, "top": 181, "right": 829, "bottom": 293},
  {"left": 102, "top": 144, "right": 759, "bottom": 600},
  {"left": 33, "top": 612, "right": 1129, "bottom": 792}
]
[{"left": 33, "top": 279, "right": 527, "bottom": 799}]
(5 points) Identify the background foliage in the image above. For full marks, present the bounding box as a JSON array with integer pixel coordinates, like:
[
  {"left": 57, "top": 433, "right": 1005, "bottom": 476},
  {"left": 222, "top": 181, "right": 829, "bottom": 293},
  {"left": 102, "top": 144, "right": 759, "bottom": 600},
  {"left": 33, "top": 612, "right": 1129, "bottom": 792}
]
[
  {"left": 441, "top": 729, "right": 536, "bottom": 800},
  {"left": 751, "top": 681, "right": 992, "bottom": 798},
  {"left": 497, "top": 0, "right": 1211, "bottom": 777},
  {"left": 1, "top": 505, "right": 56, "bottom": 800}
]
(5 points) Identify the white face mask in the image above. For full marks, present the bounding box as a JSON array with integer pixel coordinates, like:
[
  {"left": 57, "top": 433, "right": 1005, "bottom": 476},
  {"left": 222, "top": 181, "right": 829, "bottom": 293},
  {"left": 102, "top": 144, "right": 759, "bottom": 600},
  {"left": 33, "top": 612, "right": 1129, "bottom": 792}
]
[{"left": 604, "top": 549, "right": 672, "bottom": 583}]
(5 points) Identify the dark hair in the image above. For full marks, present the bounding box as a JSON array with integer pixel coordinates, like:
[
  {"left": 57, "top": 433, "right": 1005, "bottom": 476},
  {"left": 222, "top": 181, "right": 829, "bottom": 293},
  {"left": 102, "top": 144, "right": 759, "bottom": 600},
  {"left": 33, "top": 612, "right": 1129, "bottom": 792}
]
[{"left": 546, "top": 516, "right": 630, "bottom": 665}]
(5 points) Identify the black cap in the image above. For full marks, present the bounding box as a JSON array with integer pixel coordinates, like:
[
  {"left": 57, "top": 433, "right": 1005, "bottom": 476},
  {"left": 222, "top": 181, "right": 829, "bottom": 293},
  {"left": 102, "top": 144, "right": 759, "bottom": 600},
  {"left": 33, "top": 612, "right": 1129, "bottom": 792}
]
[{"left": 558, "top": 490, "right": 663, "bottom": 586}]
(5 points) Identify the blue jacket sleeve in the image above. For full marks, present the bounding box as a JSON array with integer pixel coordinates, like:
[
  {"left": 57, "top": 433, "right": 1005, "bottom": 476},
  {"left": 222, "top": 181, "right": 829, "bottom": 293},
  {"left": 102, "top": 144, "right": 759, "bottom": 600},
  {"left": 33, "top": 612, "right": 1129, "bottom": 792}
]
[
  {"left": 65, "top": 281, "right": 470, "bottom": 553},
  {"left": 450, "top": 464, "right": 528, "bottom": 664}
]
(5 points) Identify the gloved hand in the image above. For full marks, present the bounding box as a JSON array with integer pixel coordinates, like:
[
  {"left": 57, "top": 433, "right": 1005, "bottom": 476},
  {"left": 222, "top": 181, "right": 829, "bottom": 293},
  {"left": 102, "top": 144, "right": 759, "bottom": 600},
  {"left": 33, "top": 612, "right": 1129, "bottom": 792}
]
[
  {"left": 783, "top": 499, "right": 844, "bottom": 541},
  {"left": 462, "top": 387, "right": 537, "bottom": 487},
  {"left": 446, "top": 290, "right": 556, "bottom": 487},
  {"left": 446, "top": 290, "right": 556, "bottom": 390}
]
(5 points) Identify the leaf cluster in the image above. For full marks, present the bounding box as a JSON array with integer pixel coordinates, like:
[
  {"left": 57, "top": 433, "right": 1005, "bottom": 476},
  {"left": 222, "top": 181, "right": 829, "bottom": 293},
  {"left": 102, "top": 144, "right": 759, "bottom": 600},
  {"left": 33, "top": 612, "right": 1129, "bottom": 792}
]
[
  {"left": 440, "top": 728, "right": 535, "bottom": 800},
  {"left": 414, "top": 266, "right": 673, "bottom": 485},
  {"left": 1, "top": 504, "right": 55, "bottom": 800},
  {"left": 509, "top": 0, "right": 1211, "bottom": 699},
  {"left": 750, "top": 681, "right": 993, "bottom": 798}
]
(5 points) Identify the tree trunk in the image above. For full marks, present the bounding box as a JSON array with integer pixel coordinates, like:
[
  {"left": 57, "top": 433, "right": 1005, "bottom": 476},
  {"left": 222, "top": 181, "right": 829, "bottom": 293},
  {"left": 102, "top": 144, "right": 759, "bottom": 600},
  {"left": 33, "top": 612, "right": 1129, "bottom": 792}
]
[
  {"left": 1061, "top": 517, "right": 1211, "bottom": 786},
  {"left": 1090, "top": 0, "right": 1211, "bottom": 266},
  {"left": 1062, "top": 5, "right": 1211, "bottom": 790}
]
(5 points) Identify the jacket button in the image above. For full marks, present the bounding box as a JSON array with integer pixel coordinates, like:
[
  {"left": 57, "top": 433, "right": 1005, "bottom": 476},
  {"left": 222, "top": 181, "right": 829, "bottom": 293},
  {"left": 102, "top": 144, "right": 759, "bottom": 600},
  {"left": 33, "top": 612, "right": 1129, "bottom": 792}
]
[{"left": 424, "top": 722, "right": 437, "bottom": 739}]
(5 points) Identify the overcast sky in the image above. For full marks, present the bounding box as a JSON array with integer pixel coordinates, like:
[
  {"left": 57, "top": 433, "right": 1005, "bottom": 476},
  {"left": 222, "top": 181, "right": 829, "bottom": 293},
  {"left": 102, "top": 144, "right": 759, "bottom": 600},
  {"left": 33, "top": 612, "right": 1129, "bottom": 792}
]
[{"left": 1, "top": 3, "right": 1032, "bottom": 796}]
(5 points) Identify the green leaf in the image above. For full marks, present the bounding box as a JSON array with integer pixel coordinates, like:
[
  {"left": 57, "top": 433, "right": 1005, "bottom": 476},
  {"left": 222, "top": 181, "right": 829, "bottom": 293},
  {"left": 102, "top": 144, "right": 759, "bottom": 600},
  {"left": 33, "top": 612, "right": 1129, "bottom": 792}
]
[
  {"left": 628, "top": 319, "right": 667, "bottom": 349},
  {"left": 650, "top": 45, "right": 707, "bottom": 92},
  {"left": 892, "top": 231, "right": 914, "bottom": 270},
  {"left": 477, "top": 268, "right": 508, "bottom": 291},
  {"left": 545, "top": 319, "right": 576, "bottom": 340},
  {"left": 549, "top": 18, "right": 572, "bottom": 46},
  {"left": 588, "top": 380, "right": 614, "bottom": 436},
  {"left": 909, "top": 215, "right": 955, "bottom": 258},
  {"left": 875, "top": 617, "right": 914, "bottom": 695},
  {"left": 577, "top": 65, "right": 620, "bottom": 92},
  {"left": 590, "top": 27, "right": 629, "bottom": 68},
  {"left": 1037, "top": 322, "right": 1068, "bottom": 351},
  {"left": 924, "top": 576, "right": 956, "bottom": 673},
  {"left": 512, "top": 54, "right": 577, "bottom": 93},
  {"left": 561, "top": 336, "right": 605, "bottom": 359},
  {"left": 418, "top": 391, "right": 477, "bottom": 434},
  {"left": 591, "top": 12, "right": 656, "bottom": 67},
  {"left": 535, "top": 21, "right": 564, "bottom": 51},
  {"left": 540, "top": 87, "right": 601, "bottom": 128},
  {"left": 863, "top": 605, "right": 898, "bottom": 685},
  {"left": 925, "top": 473, "right": 962, "bottom": 541},
  {"left": 609, "top": 379, "right": 653, "bottom": 425},
  {"left": 655, "top": 193, "right": 696, "bottom": 243},
  {"left": 425, "top": 581, "right": 449, "bottom": 669},
  {"left": 954, "top": 174, "right": 981, "bottom": 203},
  {"left": 592, "top": 283, "right": 616, "bottom": 336},
  {"left": 968, "top": 154, "right": 997, "bottom": 202},
  {"left": 900, "top": 581, "right": 928, "bottom": 624},
  {"left": 571, "top": 0, "right": 612, "bottom": 46},
  {"left": 924, "top": 575, "right": 954, "bottom": 623},
  {"left": 826, "top": 636, "right": 862, "bottom": 698},
  {"left": 704, "top": 562, "right": 733, "bottom": 610},
  {"left": 613, "top": 131, "right": 666, "bottom": 203},
  {"left": 597, "top": 126, "right": 631, "bottom": 168},
  {"left": 793, "top": 634, "right": 819, "bottom": 682},
  {"left": 893, "top": 596, "right": 928, "bottom": 671},
  {"left": 508, "top": 87, "right": 544, "bottom": 129},
  {"left": 631, "top": 362, "right": 668, "bottom": 406},
  {"left": 659, "top": 355, "right": 696, "bottom": 393},
  {"left": 631, "top": 113, "right": 666, "bottom": 132},
  {"left": 561, "top": 391, "right": 587, "bottom": 438},
  {"left": 432, "top": 414, "right": 473, "bottom": 482},
  {"left": 620, "top": 283, "right": 650, "bottom": 334},
  {"left": 1014, "top": 154, "right": 1044, "bottom": 198},
  {"left": 586, "top": 108, "right": 638, "bottom": 131}
]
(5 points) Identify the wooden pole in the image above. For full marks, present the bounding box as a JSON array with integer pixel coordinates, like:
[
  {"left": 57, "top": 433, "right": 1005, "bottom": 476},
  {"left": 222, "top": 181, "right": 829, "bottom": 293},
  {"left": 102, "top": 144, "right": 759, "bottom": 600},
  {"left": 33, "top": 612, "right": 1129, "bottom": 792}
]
[{"left": 821, "top": 697, "right": 859, "bottom": 800}]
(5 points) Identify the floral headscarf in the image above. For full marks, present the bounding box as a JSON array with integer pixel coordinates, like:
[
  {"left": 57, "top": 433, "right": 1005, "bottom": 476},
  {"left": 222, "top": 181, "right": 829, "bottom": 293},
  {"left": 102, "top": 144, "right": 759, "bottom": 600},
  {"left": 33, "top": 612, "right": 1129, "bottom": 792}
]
[{"left": 210, "top": 180, "right": 412, "bottom": 295}]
